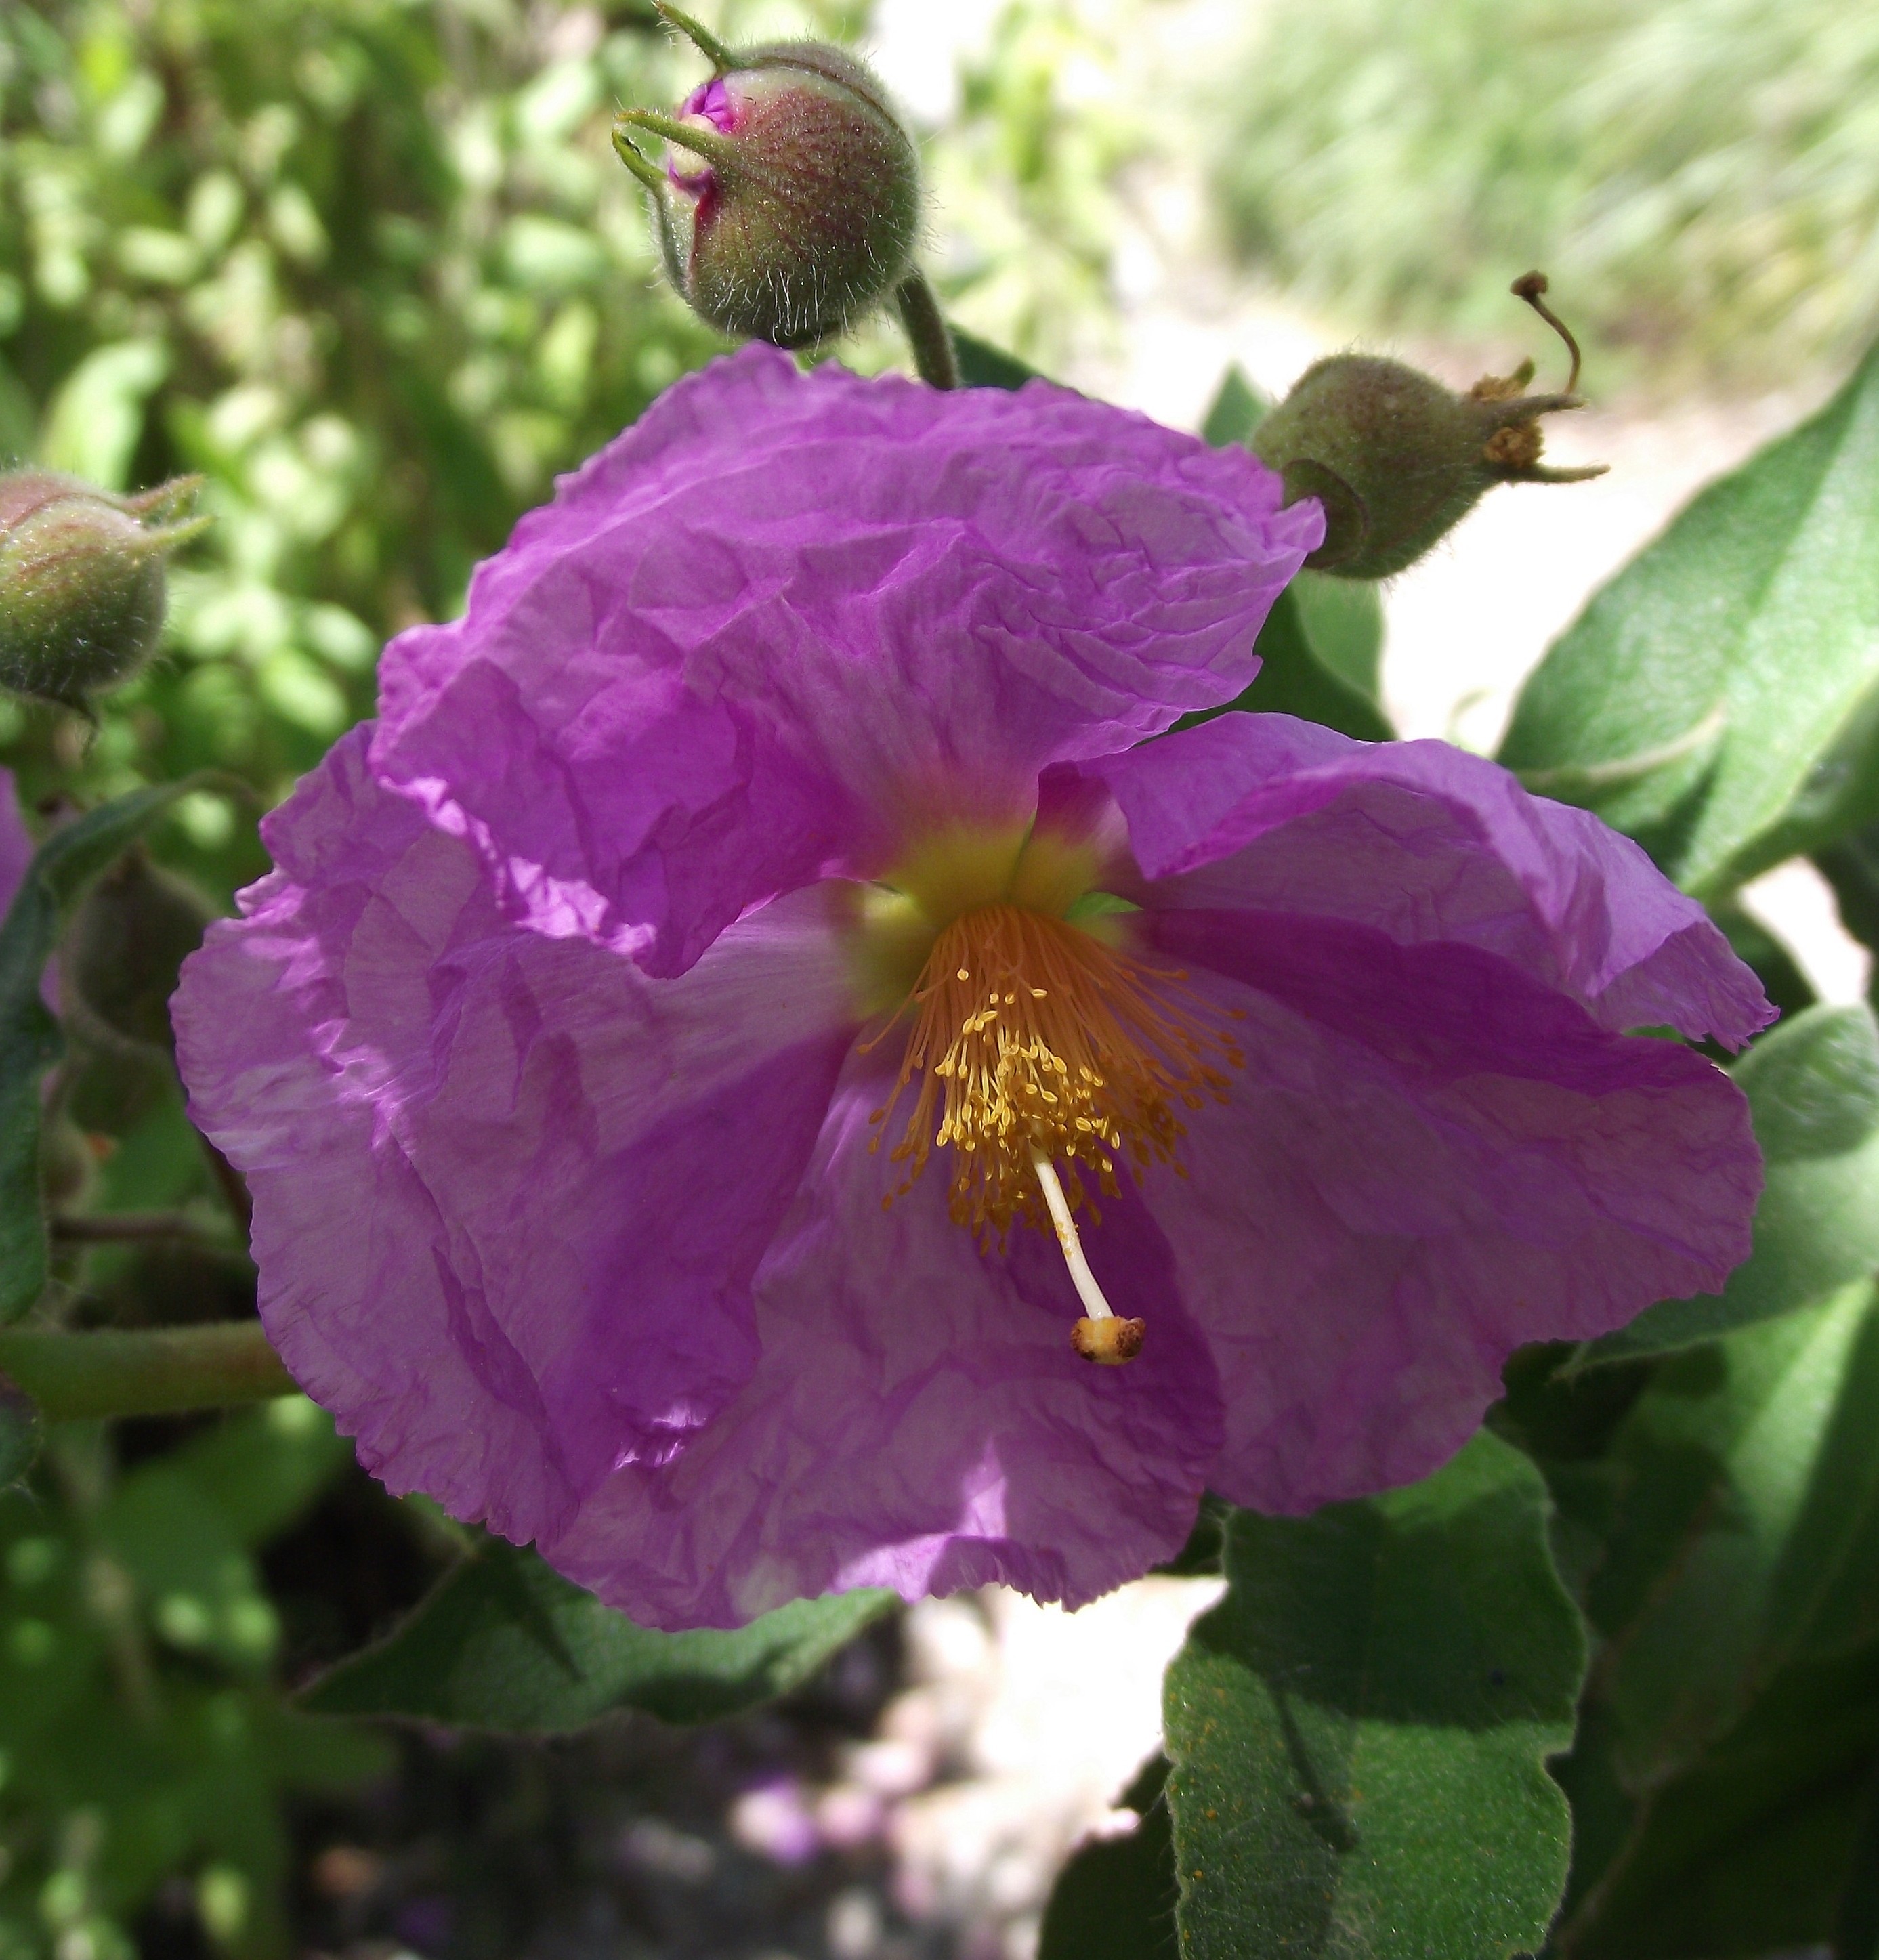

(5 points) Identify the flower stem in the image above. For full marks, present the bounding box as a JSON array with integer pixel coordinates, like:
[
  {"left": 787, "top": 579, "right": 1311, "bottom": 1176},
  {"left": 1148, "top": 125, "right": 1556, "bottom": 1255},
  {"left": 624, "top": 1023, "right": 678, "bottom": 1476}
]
[
  {"left": 51, "top": 1211, "right": 224, "bottom": 1246},
  {"left": 894, "top": 272, "right": 960, "bottom": 391},
  {"left": 0, "top": 1322, "right": 294, "bottom": 1422}
]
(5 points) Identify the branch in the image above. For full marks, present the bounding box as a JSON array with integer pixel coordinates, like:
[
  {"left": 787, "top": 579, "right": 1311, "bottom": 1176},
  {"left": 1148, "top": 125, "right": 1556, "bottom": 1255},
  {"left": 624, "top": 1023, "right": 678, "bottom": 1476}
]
[
  {"left": 0, "top": 1322, "right": 295, "bottom": 1421},
  {"left": 51, "top": 1211, "right": 225, "bottom": 1246}
]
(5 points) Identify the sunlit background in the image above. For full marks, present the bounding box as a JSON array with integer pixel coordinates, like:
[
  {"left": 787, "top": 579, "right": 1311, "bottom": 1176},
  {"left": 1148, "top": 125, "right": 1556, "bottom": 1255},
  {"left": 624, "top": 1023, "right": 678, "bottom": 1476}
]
[{"left": 3, "top": 2, "right": 1874, "bottom": 1955}]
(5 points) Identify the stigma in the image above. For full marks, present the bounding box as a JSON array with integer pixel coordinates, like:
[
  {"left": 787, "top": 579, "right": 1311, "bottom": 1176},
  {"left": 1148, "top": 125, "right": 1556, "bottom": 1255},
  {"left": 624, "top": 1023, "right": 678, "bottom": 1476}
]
[
  {"left": 1032, "top": 1151, "right": 1145, "bottom": 1365},
  {"left": 868, "top": 902, "right": 1241, "bottom": 1362}
]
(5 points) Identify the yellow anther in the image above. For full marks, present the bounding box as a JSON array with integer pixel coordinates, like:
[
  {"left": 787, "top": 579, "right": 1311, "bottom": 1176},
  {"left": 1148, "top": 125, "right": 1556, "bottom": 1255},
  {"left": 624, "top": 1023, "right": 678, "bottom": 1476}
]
[{"left": 870, "top": 903, "right": 1238, "bottom": 1245}]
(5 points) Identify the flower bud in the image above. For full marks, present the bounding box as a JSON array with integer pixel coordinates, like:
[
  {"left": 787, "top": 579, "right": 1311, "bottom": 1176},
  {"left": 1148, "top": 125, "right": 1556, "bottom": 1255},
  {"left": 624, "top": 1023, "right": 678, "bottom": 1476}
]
[
  {"left": 0, "top": 472, "right": 208, "bottom": 709},
  {"left": 1252, "top": 275, "right": 1607, "bottom": 580},
  {"left": 616, "top": 9, "right": 921, "bottom": 349},
  {"left": 61, "top": 843, "right": 217, "bottom": 1056}
]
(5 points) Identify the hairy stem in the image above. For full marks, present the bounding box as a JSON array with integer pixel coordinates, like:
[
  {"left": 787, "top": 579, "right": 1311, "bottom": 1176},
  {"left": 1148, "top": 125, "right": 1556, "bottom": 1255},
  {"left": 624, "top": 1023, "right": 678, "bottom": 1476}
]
[
  {"left": 0, "top": 1321, "right": 293, "bottom": 1421},
  {"left": 51, "top": 1210, "right": 224, "bottom": 1245},
  {"left": 893, "top": 271, "right": 960, "bottom": 390}
]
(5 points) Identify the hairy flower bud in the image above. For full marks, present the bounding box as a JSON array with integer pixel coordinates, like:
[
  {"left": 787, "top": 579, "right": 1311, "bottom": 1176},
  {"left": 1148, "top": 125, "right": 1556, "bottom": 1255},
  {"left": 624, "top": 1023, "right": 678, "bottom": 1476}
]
[
  {"left": 615, "top": 9, "right": 921, "bottom": 350},
  {"left": 1252, "top": 275, "right": 1607, "bottom": 580},
  {"left": 62, "top": 843, "right": 217, "bottom": 1056},
  {"left": 0, "top": 472, "right": 208, "bottom": 708}
]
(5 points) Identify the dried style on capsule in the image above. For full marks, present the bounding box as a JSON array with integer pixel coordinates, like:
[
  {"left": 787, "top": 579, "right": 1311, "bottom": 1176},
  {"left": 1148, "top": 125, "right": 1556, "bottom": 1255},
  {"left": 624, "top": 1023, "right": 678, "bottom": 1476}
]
[{"left": 1252, "top": 273, "right": 1607, "bottom": 579}]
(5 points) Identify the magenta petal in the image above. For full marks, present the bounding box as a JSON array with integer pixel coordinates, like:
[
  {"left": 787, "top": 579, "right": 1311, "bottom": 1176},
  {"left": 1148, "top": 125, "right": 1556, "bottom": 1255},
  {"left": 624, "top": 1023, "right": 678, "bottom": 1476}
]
[
  {"left": 1141, "top": 907, "right": 1760, "bottom": 1513},
  {"left": 545, "top": 1059, "right": 1224, "bottom": 1629},
  {"left": 1086, "top": 715, "right": 1773, "bottom": 1048},
  {"left": 373, "top": 348, "right": 1321, "bottom": 977},
  {"left": 173, "top": 729, "right": 860, "bottom": 1545}
]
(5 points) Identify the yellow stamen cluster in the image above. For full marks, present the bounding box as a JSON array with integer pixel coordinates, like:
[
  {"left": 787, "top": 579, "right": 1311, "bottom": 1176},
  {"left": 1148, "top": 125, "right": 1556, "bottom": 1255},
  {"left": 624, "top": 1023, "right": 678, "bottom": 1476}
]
[{"left": 870, "top": 904, "right": 1241, "bottom": 1242}]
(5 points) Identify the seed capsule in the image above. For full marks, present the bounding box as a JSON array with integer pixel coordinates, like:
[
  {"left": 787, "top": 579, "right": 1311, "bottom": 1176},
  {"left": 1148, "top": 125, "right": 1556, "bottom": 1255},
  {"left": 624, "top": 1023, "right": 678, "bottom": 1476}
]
[{"left": 1250, "top": 274, "right": 1606, "bottom": 580}]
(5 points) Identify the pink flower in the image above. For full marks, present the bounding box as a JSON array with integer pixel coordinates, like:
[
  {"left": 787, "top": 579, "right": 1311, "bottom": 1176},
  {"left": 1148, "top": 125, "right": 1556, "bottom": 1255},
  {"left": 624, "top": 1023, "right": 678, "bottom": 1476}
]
[{"left": 173, "top": 349, "right": 1767, "bottom": 1629}]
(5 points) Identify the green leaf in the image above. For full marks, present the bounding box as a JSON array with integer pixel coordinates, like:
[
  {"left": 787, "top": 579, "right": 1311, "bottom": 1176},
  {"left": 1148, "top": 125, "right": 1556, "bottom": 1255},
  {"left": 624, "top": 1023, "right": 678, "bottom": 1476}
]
[
  {"left": 1553, "top": 1642, "right": 1879, "bottom": 1959},
  {"left": 1292, "top": 572, "right": 1385, "bottom": 704},
  {"left": 1500, "top": 338, "right": 1879, "bottom": 896},
  {"left": 1590, "top": 1283, "right": 1879, "bottom": 1789},
  {"left": 950, "top": 326, "right": 1043, "bottom": 391},
  {"left": 168, "top": 1396, "right": 352, "bottom": 1549},
  {"left": 0, "top": 780, "right": 210, "bottom": 1323},
  {"left": 1517, "top": 1294, "right": 1879, "bottom": 1952},
  {"left": 1039, "top": 1757, "right": 1179, "bottom": 1960},
  {"left": 1200, "top": 364, "right": 1268, "bottom": 448},
  {"left": 1589, "top": 1004, "right": 1879, "bottom": 1361},
  {"left": 301, "top": 1537, "right": 895, "bottom": 1730},
  {"left": 1816, "top": 819, "right": 1879, "bottom": 1001},
  {"left": 1163, "top": 1432, "right": 1584, "bottom": 1959},
  {"left": 1202, "top": 580, "right": 1391, "bottom": 741}
]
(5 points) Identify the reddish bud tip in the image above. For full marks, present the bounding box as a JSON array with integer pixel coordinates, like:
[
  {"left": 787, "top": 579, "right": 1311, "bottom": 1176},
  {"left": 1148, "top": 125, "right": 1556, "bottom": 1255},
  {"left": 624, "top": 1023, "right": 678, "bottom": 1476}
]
[{"left": 618, "top": 41, "right": 922, "bottom": 349}]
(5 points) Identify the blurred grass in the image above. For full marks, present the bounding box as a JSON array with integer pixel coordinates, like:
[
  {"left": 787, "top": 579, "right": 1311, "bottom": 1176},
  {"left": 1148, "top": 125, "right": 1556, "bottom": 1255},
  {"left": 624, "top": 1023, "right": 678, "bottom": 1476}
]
[{"left": 1210, "top": 0, "right": 1879, "bottom": 388}]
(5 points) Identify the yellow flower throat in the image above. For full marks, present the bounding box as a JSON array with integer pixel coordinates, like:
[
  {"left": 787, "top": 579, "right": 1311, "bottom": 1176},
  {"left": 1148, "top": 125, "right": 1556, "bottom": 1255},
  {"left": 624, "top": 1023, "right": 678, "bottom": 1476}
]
[{"left": 855, "top": 824, "right": 1242, "bottom": 1363}]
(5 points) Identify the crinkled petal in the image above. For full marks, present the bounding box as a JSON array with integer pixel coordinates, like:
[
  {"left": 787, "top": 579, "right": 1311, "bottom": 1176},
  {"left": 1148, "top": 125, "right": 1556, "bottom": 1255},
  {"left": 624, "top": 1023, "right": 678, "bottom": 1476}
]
[
  {"left": 1138, "top": 904, "right": 1760, "bottom": 1514},
  {"left": 373, "top": 347, "right": 1321, "bottom": 977},
  {"left": 1082, "top": 714, "right": 1772, "bottom": 1048},
  {"left": 173, "top": 728, "right": 860, "bottom": 1546},
  {"left": 546, "top": 1053, "right": 1224, "bottom": 1629}
]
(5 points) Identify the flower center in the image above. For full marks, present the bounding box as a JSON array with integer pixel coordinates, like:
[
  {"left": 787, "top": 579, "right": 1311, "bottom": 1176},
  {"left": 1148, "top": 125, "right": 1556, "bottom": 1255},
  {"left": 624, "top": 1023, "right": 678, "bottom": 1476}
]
[{"left": 866, "top": 903, "right": 1241, "bottom": 1361}]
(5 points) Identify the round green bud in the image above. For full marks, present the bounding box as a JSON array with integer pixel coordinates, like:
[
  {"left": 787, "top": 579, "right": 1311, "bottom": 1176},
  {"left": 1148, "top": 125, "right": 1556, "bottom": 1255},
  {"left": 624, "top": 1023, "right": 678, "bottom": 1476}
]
[
  {"left": 616, "top": 31, "right": 921, "bottom": 349},
  {"left": 1252, "top": 354, "right": 1604, "bottom": 580},
  {"left": 0, "top": 472, "right": 208, "bottom": 709},
  {"left": 61, "top": 843, "right": 217, "bottom": 1056}
]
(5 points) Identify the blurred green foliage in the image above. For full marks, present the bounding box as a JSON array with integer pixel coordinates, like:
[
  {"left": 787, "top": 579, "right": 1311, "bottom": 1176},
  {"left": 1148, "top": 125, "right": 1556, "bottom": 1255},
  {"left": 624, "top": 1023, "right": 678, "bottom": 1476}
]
[
  {"left": 0, "top": 6, "right": 1138, "bottom": 1954},
  {"left": 0, "top": 0, "right": 864, "bottom": 901},
  {"left": 1210, "top": 0, "right": 1879, "bottom": 386},
  {"left": 923, "top": 0, "right": 1139, "bottom": 376},
  {"left": 0, "top": 1401, "right": 389, "bottom": 1960}
]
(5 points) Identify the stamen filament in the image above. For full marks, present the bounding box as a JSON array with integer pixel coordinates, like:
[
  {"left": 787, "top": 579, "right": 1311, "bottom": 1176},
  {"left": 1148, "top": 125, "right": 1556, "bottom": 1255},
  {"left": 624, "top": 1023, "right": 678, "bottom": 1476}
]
[
  {"left": 1031, "top": 1150, "right": 1114, "bottom": 1321},
  {"left": 870, "top": 903, "right": 1239, "bottom": 1243},
  {"left": 866, "top": 899, "right": 1236, "bottom": 1367}
]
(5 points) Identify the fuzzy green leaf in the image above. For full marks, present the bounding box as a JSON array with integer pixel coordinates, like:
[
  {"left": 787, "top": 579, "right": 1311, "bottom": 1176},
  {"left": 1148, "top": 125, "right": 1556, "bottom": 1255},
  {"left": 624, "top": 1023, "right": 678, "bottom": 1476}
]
[
  {"left": 1164, "top": 1432, "right": 1583, "bottom": 1959},
  {"left": 1589, "top": 1284, "right": 1879, "bottom": 1788},
  {"left": 1500, "top": 338, "right": 1879, "bottom": 895},
  {"left": 1038, "top": 1756, "right": 1179, "bottom": 1960},
  {"left": 950, "top": 326, "right": 1042, "bottom": 391},
  {"left": 302, "top": 1537, "right": 895, "bottom": 1731}
]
